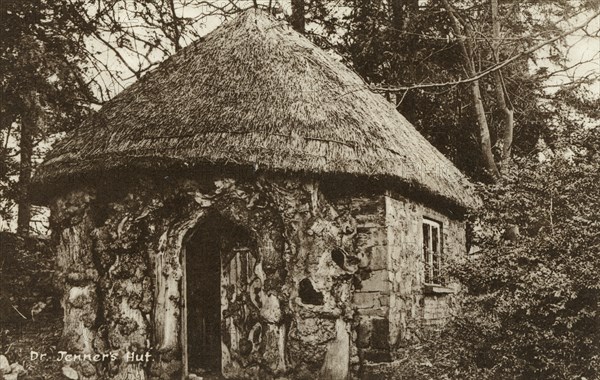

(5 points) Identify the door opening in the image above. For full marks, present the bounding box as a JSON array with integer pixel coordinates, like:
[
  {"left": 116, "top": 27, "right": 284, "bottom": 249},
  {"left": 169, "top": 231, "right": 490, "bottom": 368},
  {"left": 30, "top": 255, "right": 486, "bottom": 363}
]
[
  {"left": 183, "top": 216, "right": 257, "bottom": 379},
  {"left": 185, "top": 220, "right": 222, "bottom": 377}
]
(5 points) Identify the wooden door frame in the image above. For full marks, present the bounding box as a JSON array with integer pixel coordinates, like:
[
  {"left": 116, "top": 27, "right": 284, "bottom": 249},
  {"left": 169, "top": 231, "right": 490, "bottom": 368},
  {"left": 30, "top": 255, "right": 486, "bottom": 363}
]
[{"left": 181, "top": 242, "right": 189, "bottom": 380}]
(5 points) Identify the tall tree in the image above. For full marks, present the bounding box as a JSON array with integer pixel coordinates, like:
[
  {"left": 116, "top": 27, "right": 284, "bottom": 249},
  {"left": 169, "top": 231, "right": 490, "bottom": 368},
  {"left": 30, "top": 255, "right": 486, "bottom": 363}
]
[
  {"left": 440, "top": 0, "right": 501, "bottom": 179},
  {"left": 311, "top": 0, "right": 599, "bottom": 180},
  {"left": 291, "top": 0, "right": 306, "bottom": 32},
  {"left": 490, "top": 0, "right": 514, "bottom": 168},
  {"left": 15, "top": 90, "right": 41, "bottom": 236},
  {"left": 0, "top": 0, "right": 94, "bottom": 234}
]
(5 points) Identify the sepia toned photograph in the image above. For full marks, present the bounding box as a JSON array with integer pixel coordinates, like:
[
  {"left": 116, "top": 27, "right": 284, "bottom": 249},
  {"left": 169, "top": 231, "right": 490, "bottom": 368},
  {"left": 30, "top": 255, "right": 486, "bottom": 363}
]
[{"left": 0, "top": 1, "right": 598, "bottom": 379}]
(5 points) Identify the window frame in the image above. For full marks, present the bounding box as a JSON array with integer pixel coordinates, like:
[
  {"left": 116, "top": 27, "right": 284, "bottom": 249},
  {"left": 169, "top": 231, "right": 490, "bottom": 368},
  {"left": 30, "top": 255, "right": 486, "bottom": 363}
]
[{"left": 422, "top": 217, "right": 443, "bottom": 286}]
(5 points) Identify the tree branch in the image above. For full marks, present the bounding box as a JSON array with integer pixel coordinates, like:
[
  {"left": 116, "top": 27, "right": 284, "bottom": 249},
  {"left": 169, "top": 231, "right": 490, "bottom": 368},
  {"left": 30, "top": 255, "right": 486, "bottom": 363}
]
[
  {"left": 168, "top": 0, "right": 182, "bottom": 51},
  {"left": 372, "top": 10, "right": 600, "bottom": 93}
]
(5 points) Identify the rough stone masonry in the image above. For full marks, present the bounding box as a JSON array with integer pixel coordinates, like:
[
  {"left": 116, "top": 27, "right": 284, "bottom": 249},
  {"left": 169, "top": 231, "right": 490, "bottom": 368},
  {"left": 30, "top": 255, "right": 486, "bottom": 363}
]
[{"left": 50, "top": 172, "right": 466, "bottom": 380}]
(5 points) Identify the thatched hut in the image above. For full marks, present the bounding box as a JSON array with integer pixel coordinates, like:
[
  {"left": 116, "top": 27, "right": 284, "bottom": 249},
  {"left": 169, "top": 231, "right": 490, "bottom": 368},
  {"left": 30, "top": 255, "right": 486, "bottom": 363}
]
[{"left": 32, "top": 8, "right": 480, "bottom": 380}]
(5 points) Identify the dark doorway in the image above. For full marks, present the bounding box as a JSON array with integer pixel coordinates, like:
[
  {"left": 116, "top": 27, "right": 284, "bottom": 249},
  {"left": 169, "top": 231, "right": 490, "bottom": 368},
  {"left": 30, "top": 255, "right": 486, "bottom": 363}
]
[
  {"left": 185, "top": 219, "right": 223, "bottom": 376},
  {"left": 184, "top": 216, "right": 258, "bottom": 378}
]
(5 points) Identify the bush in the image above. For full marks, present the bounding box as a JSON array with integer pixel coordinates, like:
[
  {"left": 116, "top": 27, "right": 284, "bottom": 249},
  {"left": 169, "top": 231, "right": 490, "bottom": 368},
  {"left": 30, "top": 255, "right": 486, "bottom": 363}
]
[{"left": 449, "top": 131, "right": 600, "bottom": 379}]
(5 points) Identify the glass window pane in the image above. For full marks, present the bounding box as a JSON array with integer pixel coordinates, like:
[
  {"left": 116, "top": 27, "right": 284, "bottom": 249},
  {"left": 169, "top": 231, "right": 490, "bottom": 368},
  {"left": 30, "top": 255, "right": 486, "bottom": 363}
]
[
  {"left": 432, "top": 226, "right": 439, "bottom": 282},
  {"left": 423, "top": 224, "right": 431, "bottom": 283}
]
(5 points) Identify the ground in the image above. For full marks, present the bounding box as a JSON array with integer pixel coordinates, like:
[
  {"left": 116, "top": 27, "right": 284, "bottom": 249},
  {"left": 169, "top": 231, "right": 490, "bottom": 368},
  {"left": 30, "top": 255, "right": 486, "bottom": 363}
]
[
  {"left": 0, "top": 232, "right": 63, "bottom": 380},
  {"left": 0, "top": 311, "right": 63, "bottom": 379}
]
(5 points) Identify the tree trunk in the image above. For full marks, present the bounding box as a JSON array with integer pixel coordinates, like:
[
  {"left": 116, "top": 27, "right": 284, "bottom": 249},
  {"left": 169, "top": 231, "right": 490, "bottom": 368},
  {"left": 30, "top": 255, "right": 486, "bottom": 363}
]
[
  {"left": 493, "top": 70, "right": 514, "bottom": 165},
  {"left": 291, "top": 0, "right": 305, "bottom": 33},
  {"left": 491, "top": 0, "right": 514, "bottom": 169},
  {"left": 470, "top": 80, "right": 501, "bottom": 178},
  {"left": 441, "top": 0, "right": 500, "bottom": 181},
  {"left": 167, "top": 0, "right": 182, "bottom": 51},
  {"left": 390, "top": 0, "right": 418, "bottom": 31},
  {"left": 17, "top": 91, "right": 38, "bottom": 236},
  {"left": 390, "top": 0, "right": 419, "bottom": 119}
]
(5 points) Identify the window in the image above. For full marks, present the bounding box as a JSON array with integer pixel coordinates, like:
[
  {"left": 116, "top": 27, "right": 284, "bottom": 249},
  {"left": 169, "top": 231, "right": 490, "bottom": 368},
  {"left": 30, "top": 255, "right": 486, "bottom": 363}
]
[{"left": 422, "top": 218, "right": 442, "bottom": 285}]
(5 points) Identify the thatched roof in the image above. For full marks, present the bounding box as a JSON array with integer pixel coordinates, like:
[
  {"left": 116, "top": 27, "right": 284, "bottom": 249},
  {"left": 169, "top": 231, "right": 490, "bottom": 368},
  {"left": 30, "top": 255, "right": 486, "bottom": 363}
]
[{"left": 32, "top": 8, "right": 480, "bottom": 210}]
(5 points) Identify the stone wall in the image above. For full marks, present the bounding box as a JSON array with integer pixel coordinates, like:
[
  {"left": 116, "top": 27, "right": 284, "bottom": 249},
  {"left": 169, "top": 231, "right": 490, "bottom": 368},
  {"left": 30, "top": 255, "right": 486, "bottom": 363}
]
[
  {"left": 346, "top": 192, "right": 467, "bottom": 366},
  {"left": 385, "top": 192, "right": 466, "bottom": 350},
  {"left": 48, "top": 173, "right": 467, "bottom": 379},
  {"left": 49, "top": 174, "right": 366, "bottom": 380},
  {"left": 326, "top": 195, "right": 392, "bottom": 366}
]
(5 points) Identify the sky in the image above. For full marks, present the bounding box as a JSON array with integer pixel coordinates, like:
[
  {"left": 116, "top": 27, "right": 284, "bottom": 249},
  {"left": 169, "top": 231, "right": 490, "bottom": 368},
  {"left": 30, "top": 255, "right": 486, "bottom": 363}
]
[
  {"left": 87, "top": 2, "right": 599, "bottom": 101},
  {"left": 537, "top": 10, "right": 600, "bottom": 95}
]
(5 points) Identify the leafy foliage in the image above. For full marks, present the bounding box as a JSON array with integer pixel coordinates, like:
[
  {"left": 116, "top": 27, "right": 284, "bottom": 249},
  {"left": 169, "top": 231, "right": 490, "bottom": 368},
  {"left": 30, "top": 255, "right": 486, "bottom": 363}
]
[
  {"left": 0, "top": 0, "right": 94, "bottom": 228},
  {"left": 310, "top": 0, "right": 598, "bottom": 179},
  {"left": 0, "top": 232, "right": 63, "bottom": 378},
  {"left": 450, "top": 127, "right": 600, "bottom": 379},
  {"left": 0, "top": 0, "right": 94, "bottom": 131},
  {"left": 375, "top": 126, "right": 599, "bottom": 380}
]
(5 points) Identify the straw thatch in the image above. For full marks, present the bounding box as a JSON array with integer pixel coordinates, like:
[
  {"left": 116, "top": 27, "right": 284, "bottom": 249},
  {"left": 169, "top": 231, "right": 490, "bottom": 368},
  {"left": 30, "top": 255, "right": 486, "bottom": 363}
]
[{"left": 32, "top": 8, "right": 480, "bottom": 210}]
